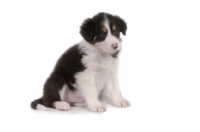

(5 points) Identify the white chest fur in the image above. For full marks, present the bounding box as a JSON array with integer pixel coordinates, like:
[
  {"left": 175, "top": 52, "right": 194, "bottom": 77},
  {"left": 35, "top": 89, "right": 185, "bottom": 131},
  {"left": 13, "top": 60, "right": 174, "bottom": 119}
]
[
  {"left": 76, "top": 41, "right": 119, "bottom": 95},
  {"left": 84, "top": 52, "right": 118, "bottom": 93}
]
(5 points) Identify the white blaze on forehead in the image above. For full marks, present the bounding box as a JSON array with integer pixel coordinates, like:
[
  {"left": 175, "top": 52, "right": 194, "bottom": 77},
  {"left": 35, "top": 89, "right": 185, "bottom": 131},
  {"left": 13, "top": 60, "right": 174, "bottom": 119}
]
[
  {"left": 103, "top": 18, "right": 111, "bottom": 35},
  {"left": 103, "top": 18, "right": 119, "bottom": 44}
]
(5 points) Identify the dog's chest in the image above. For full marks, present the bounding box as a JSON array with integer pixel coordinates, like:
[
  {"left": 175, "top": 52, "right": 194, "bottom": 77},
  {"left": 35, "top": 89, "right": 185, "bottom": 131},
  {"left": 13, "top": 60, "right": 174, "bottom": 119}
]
[
  {"left": 86, "top": 54, "right": 117, "bottom": 92},
  {"left": 88, "top": 53, "right": 116, "bottom": 71},
  {"left": 94, "top": 56, "right": 109, "bottom": 73}
]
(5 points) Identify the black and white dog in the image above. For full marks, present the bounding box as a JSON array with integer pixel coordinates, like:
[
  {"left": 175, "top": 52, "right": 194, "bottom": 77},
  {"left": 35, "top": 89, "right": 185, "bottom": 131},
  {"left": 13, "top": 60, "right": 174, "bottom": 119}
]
[{"left": 31, "top": 12, "right": 131, "bottom": 112}]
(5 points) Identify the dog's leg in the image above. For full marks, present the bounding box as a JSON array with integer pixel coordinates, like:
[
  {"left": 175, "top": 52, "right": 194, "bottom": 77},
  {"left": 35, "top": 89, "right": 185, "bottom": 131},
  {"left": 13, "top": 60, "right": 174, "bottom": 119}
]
[
  {"left": 106, "top": 72, "right": 131, "bottom": 107},
  {"left": 76, "top": 69, "right": 107, "bottom": 112},
  {"left": 52, "top": 84, "right": 70, "bottom": 111},
  {"left": 43, "top": 75, "right": 70, "bottom": 111}
]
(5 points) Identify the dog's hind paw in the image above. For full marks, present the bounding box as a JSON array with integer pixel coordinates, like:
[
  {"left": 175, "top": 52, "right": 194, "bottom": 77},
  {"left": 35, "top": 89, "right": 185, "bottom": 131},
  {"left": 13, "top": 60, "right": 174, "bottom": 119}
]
[{"left": 54, "top": 101, "right": 70, "bottom": 111}]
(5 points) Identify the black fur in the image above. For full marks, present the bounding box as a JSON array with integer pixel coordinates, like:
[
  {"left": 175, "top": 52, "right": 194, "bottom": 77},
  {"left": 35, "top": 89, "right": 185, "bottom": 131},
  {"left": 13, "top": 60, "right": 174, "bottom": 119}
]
[
  {"left": 80, "top": 12, "right": 127, "bottom": 44},
  {"left": 107, "top": 14, "right": 127, "bottom": 36},
  {"left": 31, "top": 44, "right": 86, "bottom": 109},
  {"left": 31, "top": 98, "right": 43, "bottom": 109},
  {"left": 79, "top": 18, "right": 96, "bottom": 43},
  {"left": 80, "top": 12, "right": 106, "bottom": 44}
]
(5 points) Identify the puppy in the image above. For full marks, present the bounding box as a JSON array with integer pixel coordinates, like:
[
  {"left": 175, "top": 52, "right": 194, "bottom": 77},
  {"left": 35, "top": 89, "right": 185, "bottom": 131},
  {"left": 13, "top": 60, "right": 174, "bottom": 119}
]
[{"left": 31, "top": 12, "right": 131, "bottom": 112}]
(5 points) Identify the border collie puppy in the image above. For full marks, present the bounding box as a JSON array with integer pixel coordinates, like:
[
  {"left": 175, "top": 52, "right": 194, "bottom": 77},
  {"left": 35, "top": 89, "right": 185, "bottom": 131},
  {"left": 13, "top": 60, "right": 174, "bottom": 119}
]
[{"left": 31, "top": 12, "right": 131, "bottom": 112}]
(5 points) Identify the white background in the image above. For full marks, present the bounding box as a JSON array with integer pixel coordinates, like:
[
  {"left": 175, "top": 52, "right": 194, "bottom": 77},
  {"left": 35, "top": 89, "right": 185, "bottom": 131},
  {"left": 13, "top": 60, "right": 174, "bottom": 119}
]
[{"left": 0, "top": 0, "right": 200, "bottom": 132}]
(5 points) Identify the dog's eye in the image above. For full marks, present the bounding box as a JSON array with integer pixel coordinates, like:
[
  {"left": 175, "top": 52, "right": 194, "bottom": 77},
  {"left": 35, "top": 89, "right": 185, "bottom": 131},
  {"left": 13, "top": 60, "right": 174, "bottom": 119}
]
[{"left": 100, "top": 31, "right": 106, "bottom": 37}]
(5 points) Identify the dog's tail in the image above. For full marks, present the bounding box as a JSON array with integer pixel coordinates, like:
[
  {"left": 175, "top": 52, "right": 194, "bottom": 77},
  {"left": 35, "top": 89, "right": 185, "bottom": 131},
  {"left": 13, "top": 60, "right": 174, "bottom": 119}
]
[{"left": 31, "top": 98, "right": 46, "bottom": 110}]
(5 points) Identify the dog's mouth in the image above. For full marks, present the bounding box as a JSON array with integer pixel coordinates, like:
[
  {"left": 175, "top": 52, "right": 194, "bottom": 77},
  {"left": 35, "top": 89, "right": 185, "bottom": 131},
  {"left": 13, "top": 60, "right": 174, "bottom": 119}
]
[{"left": 111, "top": 50, "right": 120, "bottom": 57}]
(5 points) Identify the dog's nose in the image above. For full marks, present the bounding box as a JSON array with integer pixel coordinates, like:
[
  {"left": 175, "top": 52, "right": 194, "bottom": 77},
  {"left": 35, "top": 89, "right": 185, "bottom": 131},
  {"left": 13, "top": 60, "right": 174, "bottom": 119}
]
[{"left": 112, "top": 43, "right": 118, "bottom": 49}]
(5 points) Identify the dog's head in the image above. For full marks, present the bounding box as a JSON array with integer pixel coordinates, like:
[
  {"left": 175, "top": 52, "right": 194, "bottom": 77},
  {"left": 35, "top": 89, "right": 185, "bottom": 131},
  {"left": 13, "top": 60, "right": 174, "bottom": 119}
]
[{"left": 80, "top": 12, "right": 127, "bottom": 55}]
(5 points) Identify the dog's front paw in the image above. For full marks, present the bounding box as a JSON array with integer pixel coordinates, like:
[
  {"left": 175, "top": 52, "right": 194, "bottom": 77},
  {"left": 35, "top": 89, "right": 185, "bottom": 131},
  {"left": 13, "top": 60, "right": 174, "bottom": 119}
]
[
  {"left": 114, "top": 99, "right": 131, "bottom": 107},
  {"left": 54, "top": 101, "right": 70, "bottom": 111},
  {"left": 88, "top": 103, "right": 107, "bottom": 112}
]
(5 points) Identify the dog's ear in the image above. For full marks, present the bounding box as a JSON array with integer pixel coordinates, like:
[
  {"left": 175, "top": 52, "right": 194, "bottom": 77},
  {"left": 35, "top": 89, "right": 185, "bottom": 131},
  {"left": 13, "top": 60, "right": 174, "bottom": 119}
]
[
  {"left": 115, "top": 16, "right": 127, "bottom": 36},
  {"left": 80, "top": 18, "right": 95, "bottom": 43}
]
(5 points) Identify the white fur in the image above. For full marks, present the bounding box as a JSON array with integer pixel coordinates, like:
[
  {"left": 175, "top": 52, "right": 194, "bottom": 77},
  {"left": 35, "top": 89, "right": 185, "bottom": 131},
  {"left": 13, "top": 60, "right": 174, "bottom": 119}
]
[
  {"left": 75, "top": 40, "right": 130, "bottom": 112},
  {"left": 36, "top": 104, "right": 46, "bottom": 111},
  {"left": 59, "top": 84, "right": 67, "bottom": 101},
  {"left": 54, "top": 101, "right": 70, "bottom": 111},
  {"left": 71, "top": 102, "right": 87, "bottom": 107}
]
